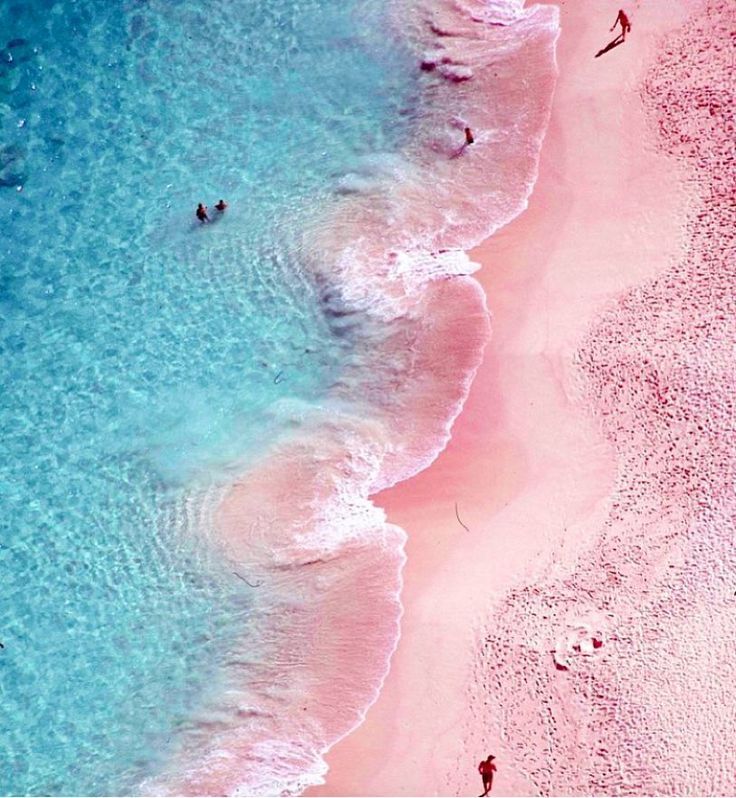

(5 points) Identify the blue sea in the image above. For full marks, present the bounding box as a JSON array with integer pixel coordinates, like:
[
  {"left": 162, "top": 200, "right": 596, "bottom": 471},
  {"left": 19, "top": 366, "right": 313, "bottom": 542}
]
[{"left": 0, "top": 0, "right": 416, "bottom": 793}]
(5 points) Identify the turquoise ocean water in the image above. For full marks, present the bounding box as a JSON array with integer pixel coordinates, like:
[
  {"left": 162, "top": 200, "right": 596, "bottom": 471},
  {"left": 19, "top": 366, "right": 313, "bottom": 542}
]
[{"left": 0, "top": 1, "right": 415, "bottom": 793}]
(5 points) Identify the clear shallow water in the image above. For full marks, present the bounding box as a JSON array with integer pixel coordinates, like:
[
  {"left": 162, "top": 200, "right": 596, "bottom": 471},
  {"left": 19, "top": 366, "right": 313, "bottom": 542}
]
[{"left": 0, "top": 0, "right": 415, "bottom": 793}]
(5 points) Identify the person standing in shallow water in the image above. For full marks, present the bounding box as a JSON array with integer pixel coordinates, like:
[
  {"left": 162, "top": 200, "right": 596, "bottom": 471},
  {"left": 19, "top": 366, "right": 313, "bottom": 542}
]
[
  {"left": 196, "top": 202, "right": 209, "bottom": 223},
  {"left": 478, "top": 754, "right": 497, "bottom": 796}
]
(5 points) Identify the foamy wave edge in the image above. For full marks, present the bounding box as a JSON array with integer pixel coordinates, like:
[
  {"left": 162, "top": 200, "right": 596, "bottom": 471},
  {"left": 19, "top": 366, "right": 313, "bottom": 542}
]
[{"left": 140, "top": 1, "right": 559, "bottom": 794}]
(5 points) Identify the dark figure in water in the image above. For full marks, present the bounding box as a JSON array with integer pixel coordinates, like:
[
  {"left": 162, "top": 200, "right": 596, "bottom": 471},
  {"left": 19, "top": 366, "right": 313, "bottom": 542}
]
[
  {"left": 611, "top": 8, "right": 632, "bottom": 41},
  {"left": 215, "top": 199, "right": 228, "bottom": 212},
  {"left": 478, "top": 754, "right": 497, "bottom": 796},
  {"left": 196, "top": 202, "right": 209, "bottom": 223},
  {"left": 465, "top": 126, "right": 475, "bottom": 145}
]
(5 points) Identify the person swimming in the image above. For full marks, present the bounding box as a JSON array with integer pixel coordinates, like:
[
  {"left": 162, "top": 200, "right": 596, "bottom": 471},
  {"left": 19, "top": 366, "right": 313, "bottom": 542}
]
[
  {"left": 215, "top": 199, "right": 228, "bottom": 212},
  {"left": 196, "top": 202, "right": 209, "bottom": 223}
]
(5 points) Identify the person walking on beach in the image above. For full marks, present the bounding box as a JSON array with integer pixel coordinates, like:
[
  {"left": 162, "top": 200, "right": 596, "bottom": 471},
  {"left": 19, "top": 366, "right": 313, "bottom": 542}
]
[
  {"left": 196, "top": 202, "right": 210, "bottom": 223},
  {"left": 610, "top": 9, "right": 631, "bottom": 42},
  {"left": 595, "top": 8, "right": 631, "bottom": 57},
  {"left": 464, "top": 126, "right": 475, "bottom": 146},
  {"left": 478, "top": 754, "right": 497, "bottom": 796}
]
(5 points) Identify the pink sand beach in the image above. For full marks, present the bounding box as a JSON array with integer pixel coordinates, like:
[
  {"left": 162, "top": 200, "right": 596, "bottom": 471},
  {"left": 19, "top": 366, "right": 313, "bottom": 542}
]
[{"left": 310, "top": 0, "right": 736, "bottom": 795}]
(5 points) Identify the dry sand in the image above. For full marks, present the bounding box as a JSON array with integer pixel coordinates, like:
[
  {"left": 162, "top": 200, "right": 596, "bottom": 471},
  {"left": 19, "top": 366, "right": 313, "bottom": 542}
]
[{"left": 310, "top": 0, "right": 691, "bottom": 794}]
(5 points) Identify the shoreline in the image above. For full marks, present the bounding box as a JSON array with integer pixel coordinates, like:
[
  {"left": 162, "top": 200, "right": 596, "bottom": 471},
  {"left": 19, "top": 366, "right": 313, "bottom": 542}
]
[
  {"left": 311, "top": 0, "right": 692, "bottom": 794},
  {"left": 141, "top": 2, "right": 560, "bottom": 794}
]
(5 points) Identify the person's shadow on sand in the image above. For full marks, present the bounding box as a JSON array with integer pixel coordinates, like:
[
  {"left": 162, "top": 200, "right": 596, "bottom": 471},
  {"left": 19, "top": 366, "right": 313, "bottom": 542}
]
[{"left": 595, "top": 34, "right": 625, "bottom": 58}]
